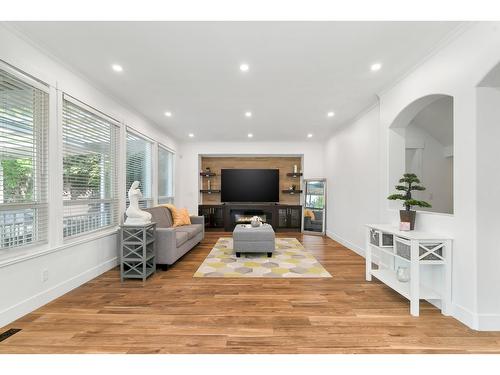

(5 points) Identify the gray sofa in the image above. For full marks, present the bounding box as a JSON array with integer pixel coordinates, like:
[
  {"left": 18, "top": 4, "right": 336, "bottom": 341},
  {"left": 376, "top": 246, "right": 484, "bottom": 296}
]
[{"left": 143, "top": 206, "right": 204, "bottom": 267}]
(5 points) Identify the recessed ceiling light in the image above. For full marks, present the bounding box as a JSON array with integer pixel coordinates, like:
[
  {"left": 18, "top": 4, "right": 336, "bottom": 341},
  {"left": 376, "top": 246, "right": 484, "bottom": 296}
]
[
  {"left": 327, "top": 111, "right": 335, "bottom": 118},
  {"left": 245, "top": 111, "right": 252, "bottom": 118},
  {"left": 164, "top": 111, "right": 172, "bottom": 117},
  {"left": 247, "top": 133, "right": 253, "bottom": 138},
  {"left": 371, "top": 63, "right": 382, "bottom": 72},
  {"left": 111, "top": 64, "right": 123, "bottom": 72},
  {"left": 240, "top": 63, "right": 249, "bottom": 72},
  {"left": 307, "top": 133, "right": 313, "bottom": 138},
  {"left": 188, "top": 133, "right": 194, "bottom": 138}
]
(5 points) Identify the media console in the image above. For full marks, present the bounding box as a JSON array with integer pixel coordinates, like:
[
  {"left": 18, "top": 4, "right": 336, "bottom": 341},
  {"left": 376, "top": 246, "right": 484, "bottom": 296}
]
[{"left": 198, "top": 203, "right": 302, "bottom": 232}]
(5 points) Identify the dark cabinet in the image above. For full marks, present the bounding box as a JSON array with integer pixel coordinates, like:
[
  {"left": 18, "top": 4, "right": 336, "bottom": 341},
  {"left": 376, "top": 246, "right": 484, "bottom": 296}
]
[
  {"left": 276, "top": 205, "right": 302, "bottom": 230},
  {"left": 198, "top": 205, "right": 224, "bottom": 229}
]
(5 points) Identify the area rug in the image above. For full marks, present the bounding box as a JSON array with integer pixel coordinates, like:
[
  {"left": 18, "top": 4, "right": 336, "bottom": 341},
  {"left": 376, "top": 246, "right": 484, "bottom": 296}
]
[{"left": 194, "top": 237, "right": 331, "bottom": 278}]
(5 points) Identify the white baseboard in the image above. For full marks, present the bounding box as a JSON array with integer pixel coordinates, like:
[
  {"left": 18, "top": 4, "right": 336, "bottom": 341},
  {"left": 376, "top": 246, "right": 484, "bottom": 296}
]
[
  {"left": 452, "top": 302, "right": 478, "bottom": 330},
  {"left": 477, "top": 313, "right": 500, "bottom": 331},
  {"left": 326, "top": 230, "right": 365, "bottom": 257},
  {"left": 0, "top": 257, "right": 117, "bottom": 328}
]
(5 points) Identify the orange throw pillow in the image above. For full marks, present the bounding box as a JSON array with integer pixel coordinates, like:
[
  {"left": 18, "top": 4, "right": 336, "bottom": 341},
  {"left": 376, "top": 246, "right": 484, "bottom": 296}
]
[
  {"left": 304, "top": 209, "right": 316, "bottom": 221},
  {"left": 174, "top": 208, "right": 191, "bottom": 227},
  {"left": 161, "top": 204, "right": 191, "bottom": 227}
]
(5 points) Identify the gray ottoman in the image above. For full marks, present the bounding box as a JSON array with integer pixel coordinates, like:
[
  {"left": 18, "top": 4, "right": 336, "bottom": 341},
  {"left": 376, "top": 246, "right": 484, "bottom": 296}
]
[{"left": 233, "top": 223, "right": 276, "bottom": 258}]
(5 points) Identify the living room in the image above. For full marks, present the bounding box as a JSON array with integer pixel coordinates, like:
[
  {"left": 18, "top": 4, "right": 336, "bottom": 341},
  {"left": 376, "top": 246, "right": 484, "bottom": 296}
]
[{"left": 2, "top": 1, "right": 500, "bottom": 372}]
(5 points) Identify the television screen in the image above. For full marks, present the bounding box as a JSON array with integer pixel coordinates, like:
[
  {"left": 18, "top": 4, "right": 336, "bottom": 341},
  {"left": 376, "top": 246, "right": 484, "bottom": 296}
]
[{"left": 221, "top": 169, "right": 279, "bottom": 202}]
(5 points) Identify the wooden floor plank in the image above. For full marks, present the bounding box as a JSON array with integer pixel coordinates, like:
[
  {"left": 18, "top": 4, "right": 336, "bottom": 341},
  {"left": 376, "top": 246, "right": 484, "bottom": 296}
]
[{"left": 1, "top": 232, "right": 499, "bottom": 354}]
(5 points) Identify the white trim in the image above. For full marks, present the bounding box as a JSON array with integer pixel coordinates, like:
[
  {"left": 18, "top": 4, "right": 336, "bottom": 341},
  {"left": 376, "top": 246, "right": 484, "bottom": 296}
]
[
  {"left": 326, "top": 230, "right": 365, "bottom": 257},
  {"left": 0, "top": 58, "right": 50, "bottom": 92},
  {"left": 0, "top": 256, "right": 117, "bottom": 328},
  {"left": 477, "top": 313, "right": 500, "bottom": 331},
  {"left": 452, "top": 302, "right": 478, "bottom": 330},
  {"left": 377, "top": 22, "right": 475, "bottom": 97},
  {"left": 0, "top": 228, "right": 118, "bottom": 268},
  {"left": 126, "top": 125, "right": 156, "bottom": 144},
  {"left": 62, "top": 93, "right": 121, "bottom": 126}
]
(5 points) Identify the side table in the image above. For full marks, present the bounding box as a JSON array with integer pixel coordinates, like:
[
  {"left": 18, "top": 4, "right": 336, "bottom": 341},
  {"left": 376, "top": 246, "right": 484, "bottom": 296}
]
[{"left": 120, "top": 222, "right": 156, "bottom": 282}]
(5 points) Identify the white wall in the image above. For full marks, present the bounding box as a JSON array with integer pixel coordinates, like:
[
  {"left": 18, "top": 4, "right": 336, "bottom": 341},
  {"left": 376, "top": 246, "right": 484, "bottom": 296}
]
[
  {"left": 324, "top": 22, "right": 500, "bottom": 330},
  {"left": 177, "top": 141, "right": 325, "bottom": 214},
  {"left": 476, "top": 86, "right": 500, "bottom": 329},
  {"left": 0, "top": 24, "right": 177, "bottom": 327},
  {"left": 324, "top": 106, "right": 381, "bottom": 254},
  {"left": 404, "top": 122, "right": 454, "bottom": 214}
]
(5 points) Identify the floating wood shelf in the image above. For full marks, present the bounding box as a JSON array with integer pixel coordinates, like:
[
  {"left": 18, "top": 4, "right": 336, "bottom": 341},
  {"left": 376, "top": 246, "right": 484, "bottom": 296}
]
[
  {"left": 281, "top": 189, "right": 303, "bottom": 195},
  {"left": 200, "top": 172, "right": 216, "bottom": 177},
  {"left": 286, "top": 173, "right": 303, "bottom": 177},
  {"left": 200, "top": 190, "right": 221, "bottom": 194}
]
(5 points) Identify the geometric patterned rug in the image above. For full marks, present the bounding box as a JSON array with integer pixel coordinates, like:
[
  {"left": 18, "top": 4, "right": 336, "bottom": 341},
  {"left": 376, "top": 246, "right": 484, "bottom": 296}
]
[{"left": 193, "top": 237, "right": 331, "bottom": 278}]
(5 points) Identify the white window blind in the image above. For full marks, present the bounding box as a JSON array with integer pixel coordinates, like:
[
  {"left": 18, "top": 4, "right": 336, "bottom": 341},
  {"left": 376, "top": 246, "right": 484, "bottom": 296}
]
[
  {"left": 0, "top": 67, "right": 49, "bottom": 249},
  {"left": 126, "top": 131, "right": 153, "bottom": 208},
  {"left": 158, "top": 145, "right": 174, "bottom": 204},
  {"left": 62, "top": 96, "right": 119, "bottom": 238}
]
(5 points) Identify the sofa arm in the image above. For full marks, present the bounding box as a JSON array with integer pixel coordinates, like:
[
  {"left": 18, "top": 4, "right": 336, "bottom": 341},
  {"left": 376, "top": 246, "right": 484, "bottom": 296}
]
[
  {"left": 155, "top": 227, "right": 177, "bottom": 265},
  {"left": 190, "top": 215, "right": 205, "bottom": 238},
  {"left": 190, "top": 215, "right": 204, "bottom": 225}
]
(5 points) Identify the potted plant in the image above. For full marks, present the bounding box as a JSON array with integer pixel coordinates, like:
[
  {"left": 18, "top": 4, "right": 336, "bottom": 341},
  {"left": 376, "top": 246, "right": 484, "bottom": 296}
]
[{"left": 387, "top": 173, "right": 431, "bottom": 230}]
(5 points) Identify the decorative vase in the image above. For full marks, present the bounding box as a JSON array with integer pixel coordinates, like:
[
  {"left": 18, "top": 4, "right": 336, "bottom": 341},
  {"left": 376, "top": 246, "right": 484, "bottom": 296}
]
[
  {"left": 397, "top": 266, "right": 410, "bottom": 282},
  {"left": 400, "top": 210, "right": 416, "bottom": 230}
]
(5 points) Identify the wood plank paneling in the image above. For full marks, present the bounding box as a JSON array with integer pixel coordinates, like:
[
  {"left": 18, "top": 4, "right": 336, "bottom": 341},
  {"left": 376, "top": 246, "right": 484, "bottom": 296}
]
[
  {"left": 200, "top": 156, "right": 302, "bottom": 204},
  {"left": 1, "top": 232, "right": 499, "bottom": 354}
]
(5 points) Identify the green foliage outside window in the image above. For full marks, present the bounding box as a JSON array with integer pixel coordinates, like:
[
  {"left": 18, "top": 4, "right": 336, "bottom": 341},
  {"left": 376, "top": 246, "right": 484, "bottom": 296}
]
[{"left": 1, "top": 158, "right": 33, "bottom": 202}]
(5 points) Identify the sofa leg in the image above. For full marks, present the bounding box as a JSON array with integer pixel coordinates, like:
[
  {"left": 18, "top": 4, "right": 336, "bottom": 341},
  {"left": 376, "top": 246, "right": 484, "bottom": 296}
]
[
  {"left": 158, "top": 264, "right": 169, "bottom": 271},
  {"left": 267, "top": 252, "right": 272, "bottom": 258},
  {"left": 236, "top": 252, "right": 241, "bottom": 258}
]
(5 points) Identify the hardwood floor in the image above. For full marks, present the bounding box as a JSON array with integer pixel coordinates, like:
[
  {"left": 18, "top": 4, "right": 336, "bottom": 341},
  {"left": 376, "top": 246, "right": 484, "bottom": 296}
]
[{"left": 1, "top": 232, "right": 499, "bottom": 354}]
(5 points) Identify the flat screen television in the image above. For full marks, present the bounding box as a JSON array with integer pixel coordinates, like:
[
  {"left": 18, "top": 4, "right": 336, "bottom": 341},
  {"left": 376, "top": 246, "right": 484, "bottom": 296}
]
[{"left": 221, "top": 169, "right": 279, "bottom": 203}]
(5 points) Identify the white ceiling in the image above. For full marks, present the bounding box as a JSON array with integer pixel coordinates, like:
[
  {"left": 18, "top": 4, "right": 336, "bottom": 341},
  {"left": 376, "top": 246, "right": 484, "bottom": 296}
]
[{"left": 10, "top": 21, "right": 463, "bottom": 142}]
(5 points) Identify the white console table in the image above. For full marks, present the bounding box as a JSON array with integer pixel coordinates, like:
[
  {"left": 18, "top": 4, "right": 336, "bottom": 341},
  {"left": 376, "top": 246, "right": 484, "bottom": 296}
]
[{"left": 365, "top": 224, "right": 452, "bottom": 317}]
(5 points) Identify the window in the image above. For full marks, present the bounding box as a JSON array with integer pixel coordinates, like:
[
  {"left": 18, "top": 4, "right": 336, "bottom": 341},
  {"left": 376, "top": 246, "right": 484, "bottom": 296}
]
[
  {"left": 158, "top": 145, "right": 174, "bottom": 204},
  {"left": 62, "top": 96, "right": 119, "bottom": 238},
  {"left": 0, "top": 67, "right": 49, "bottom": 249},
  {"left": 126, "top": 131, "right": 153, "bottom": 208}
]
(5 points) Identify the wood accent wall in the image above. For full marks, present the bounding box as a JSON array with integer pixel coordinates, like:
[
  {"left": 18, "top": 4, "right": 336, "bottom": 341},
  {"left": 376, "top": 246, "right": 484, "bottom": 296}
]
[{"left": 200, "top": 156, "right": 302, "bottom": 204}]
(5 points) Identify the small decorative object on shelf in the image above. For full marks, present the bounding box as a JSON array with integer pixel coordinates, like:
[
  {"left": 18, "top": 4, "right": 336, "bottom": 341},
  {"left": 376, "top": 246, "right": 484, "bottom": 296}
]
[
  {"left": 120, "top": 222, "right": 156, "bottom": 282},
  {"left": 293, "top": 164, "right": 298, "bottom": 173},
  {"left": 282, "top": 189, "right": 303, "bottom": 194},
  {"left": 200, "top": 167, "right": 216, "bottom": 177},
  {"left": 200, "top": 189, "right": 221, "bottom": 194},
  {"left": 250, "top": 215, "right": 263, "bottom": 227},
  {"left": 387, "top": 173, "right": 431, "bottom": 230}
]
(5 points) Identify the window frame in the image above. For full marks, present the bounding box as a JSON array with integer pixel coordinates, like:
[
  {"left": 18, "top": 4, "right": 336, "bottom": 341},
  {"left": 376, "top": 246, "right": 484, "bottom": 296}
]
[
  {"left": 125, "top": 128, "right": 154, "bottom": 208},
  {"left": 0, "top": 62, "right": 50, "bottom": 250},
  {"left": 61, "top": 94, "right": 121, "bottom": 240},
  {"left": 157, "top": 144, "right": 175, "bottom": 205}
]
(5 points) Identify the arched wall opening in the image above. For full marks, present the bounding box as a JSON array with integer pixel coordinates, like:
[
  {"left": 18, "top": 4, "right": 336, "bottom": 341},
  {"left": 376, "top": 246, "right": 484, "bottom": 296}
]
[{"left": 388, "top": 94, "right": 454, "bottom": 215}]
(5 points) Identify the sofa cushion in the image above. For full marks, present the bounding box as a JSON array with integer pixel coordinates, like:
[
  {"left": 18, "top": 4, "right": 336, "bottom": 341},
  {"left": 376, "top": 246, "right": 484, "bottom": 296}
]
[
  {"left": 161, "top": 204, "right": 192, "bottom": 227},
  {"left": 175, "top": 231, "right": 189, "bottom": 247},
  {"left": 144, "top": 206, "right": 173, "bottom": 228},
  {"left": 175, "top": 224, "right": 203, "bottom": 240}
]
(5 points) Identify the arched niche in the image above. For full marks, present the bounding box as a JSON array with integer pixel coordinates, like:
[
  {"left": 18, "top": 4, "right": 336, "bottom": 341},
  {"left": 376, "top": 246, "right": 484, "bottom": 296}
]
[{"left": 388, "top": 94, "right": 454, "bottom": 214}]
